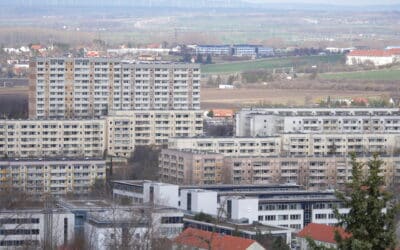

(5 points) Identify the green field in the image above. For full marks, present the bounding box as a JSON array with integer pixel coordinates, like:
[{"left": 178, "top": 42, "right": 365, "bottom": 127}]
[
  {"left": 201, "top": 55, "right": 344, "bottom": 74},
  {"left": 320, "top": 69, "right": 400, "bottom": 81}
]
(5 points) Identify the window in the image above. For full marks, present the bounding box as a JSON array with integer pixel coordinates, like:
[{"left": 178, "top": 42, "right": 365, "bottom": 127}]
[
  {"left": 187, "top": 193, "right": 192, "bottom": 211},
  {"left": 64, "top": 218, "right": 68, "bottom": 245},
  {"left": 278, "top": 215, "right": 288, "bottom": 220},
  {"left": 265, "top": 215, "right": 276, "bottom": 221},
  {"left": 161, "top": 217, "right": 183, "bottom": 224},
  {"left": 290, "top": 214, "right": 301, "bottom": 220},
  {"left": 315, "top": 214, "right": 327, "bottom": 219}
]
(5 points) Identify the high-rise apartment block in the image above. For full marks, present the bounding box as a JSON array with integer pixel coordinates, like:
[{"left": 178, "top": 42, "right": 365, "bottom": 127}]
[{"left": 29, "top": 58, "right": 201, "bottom": 118}]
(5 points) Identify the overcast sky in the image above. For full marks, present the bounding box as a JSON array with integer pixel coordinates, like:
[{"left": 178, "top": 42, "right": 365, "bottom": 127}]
[{"left": 246, "top": 0, "right": 399, "bottom": 5}]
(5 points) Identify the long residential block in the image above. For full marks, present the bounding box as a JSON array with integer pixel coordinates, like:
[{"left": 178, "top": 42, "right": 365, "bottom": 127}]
[
  {"left": 236, "top": 108, "right": 400, "bottom": 137},
  {"left": 159, "top": 149, "right": 400, "bottom": 189},
  {"left": 0, "top": 119, "right": 106, "bottom": 158},
  {"left": 0, "top": 110, "right": 203, "bottom": 158},
  {"left": 0, "top": 158, "right": 106, "bottom": 195},
  {"left": 168, "top": 133, "right": 400, "bottom": 157},
  {"left": 29, "top": 58, "right": 201, "bottom": 118}
]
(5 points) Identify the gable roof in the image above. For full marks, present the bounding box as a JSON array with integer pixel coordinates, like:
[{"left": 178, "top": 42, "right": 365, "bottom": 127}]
[
  {"left": 174, "top": 227, "right": 264, "bottom": 250},
  {"left": 212, "top": 109, "right": 235, "bottom": 118},
  {"left": 348, "top": 50, "right": 393, "bottom": 57},
  {"left": 297, "top": 223, "right": 351, "bottom": 244}
]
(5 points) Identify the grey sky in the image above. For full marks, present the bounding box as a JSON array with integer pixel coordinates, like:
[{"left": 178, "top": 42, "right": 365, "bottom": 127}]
[{"left": 245, "top": 0, "right": 399, "bottom": 5}]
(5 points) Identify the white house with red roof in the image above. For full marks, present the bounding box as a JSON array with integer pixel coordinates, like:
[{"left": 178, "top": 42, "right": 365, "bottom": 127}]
[
  {"left": 296, "top": 223, "right": 351, "bottom": 250},
  {"left": 346, "top": 49, "right": 400, "bottom": 66}
]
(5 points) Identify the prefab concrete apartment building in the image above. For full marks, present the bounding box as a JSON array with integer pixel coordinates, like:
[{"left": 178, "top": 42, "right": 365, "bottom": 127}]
[
  {"left": 235, "top": 108, "right": 400, "bottom": 137},
  {"left": 0, "top": 158, "right": 106, "bottom": 195},
  {"left": 159, "top": 148, "right": 400, "bottom": 190},
  {"left": 29, "top": 58, "right": 201, "bottom": 119}
]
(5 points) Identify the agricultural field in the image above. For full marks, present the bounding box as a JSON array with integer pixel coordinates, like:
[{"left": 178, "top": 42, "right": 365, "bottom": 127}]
[
  {"left": 320, "top": 69, "right": 400, "bottom": 81},
  {"left": 200, "top": 87, "right": 387, "bottom": 109},
  {"left": 201, "top": 55, "right": 344, "bottom": 74}
]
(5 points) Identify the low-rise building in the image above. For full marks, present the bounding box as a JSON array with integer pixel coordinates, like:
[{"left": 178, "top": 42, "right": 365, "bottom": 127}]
[
  {"left": 0, "top": 208, "right": 75, "bottom": 249},
  {"left": 183, "top": 216, "right": 292, "bottom": 245},
  {"left": 0, "top": 158, "right": 106, "bottom": 195},
  {"left": 195, "top": 45, "right": 231, "bottom": 55},
  {"left": 173, "top": 228, "right": 266, "bottom": 250},
  {"left": 296, "top": 223, "right": 350, "bottom": 250},
  {"left": 59, "top": 198, "right": 184, "bottom": 250},
  {"left": 346, "top": 49, "right": 400, "bottom": 66},
  {"left": 112, "top": 180, "right": 349, "bottom": 231}
]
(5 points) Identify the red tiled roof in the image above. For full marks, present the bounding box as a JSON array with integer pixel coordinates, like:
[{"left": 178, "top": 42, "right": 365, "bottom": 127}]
[
  {"left": 387, "top": 48, "right": 400, "bottom": 55},
  {"left": 31, "top": 44, "right": 43, "bottom": 50},
  {"left": 347, "top": 50, "right": 393, "bottom": 57},
  {"left": 297, "top": 223, "right": 351, "bottom": 244},
  {"left": 212, "top": 109, "right": 235, "bottom": 118},
  {"left": 174, "top": 228, "right": 262, "bottom": 250}
]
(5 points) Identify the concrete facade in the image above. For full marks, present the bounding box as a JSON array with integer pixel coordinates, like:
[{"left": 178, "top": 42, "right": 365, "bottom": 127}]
[
  {"left": 0, "top": 158, "right": 106, "bottom": 195},
  {"left": 29, "top": 58, "right": 200, "bottom": 118}
]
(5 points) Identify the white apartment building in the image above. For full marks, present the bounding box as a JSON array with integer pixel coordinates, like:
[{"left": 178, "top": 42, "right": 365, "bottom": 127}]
[
  {"left": 235, "top": 108, "right": 400, "bottom": 137},
  {"left": 0, "top": 209, "right": 75, "bottom": 249},
  {"left": 0, "top": 109, "right": 203, "bottom": 159},
  {"left": 112, "top": 181, "right": 348, "bottom": 231},
  {"left": 29, "top": 58, "right": 201, "bottom": 118},
  {"left": 168, "top": 133, "right": 400, "bottom": 157},
  {"left": 106, "top": 110, "right": 203, "bottom": 157},
  {"left": 0, "top": 158, "right": 106, "bottom": 195},
  {"left": 0, "top": 119, "right": 106, "bottom": 158}
]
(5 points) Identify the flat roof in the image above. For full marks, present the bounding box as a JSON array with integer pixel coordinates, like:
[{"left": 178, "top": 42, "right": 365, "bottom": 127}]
[
  {"left": 0, "top": 158, "right": 105, "bottom": 162},
  {"left": 183, "top": 215, "right": 290, "bottom": 233}
]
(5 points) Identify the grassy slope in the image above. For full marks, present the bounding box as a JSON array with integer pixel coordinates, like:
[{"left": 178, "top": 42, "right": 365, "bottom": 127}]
[
  {"left": 320, "top": 69, "right": 400, "bottom": 81},
  {"left": 201, "top": 55, "right": 344, "bottom": 74}
]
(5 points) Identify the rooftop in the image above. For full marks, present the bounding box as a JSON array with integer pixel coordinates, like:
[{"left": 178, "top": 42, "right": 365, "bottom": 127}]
[
  {"left": 174, "top": 228, "right": 262, "bottom": 250},
  {"left": 297, "top": 223, "right": 351, "bottom": 244}
]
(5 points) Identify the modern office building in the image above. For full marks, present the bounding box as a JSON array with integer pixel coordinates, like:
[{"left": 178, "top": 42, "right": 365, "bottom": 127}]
[
  {"left": 111, "top": 180, "right": 349, "bottom": 231},
  {"left": 195, "top": 45, "right": 231, "bottom": 55},
  {"left": 159, "top": 149, "right": 227, "bottom": 185},
  {"left": 168, "top": 133, "right": 400, "bottom": 157},
  {"left": 0, "top": 208, "right": 75, "bottom": 249},
  {"left": 0, "top": 119, "right": 106, "bottom": 158},
  {"left": 106, "top": 110, "right": 203, "bottom": 157},
  {"left": 232, "top": 45, "right": 258, "bottom": 57},
  {"left": 29, "top": 58, "right": 201, "bottom": 118},
  {"left": 0, "top": 158, "right": 106, "bottom": 195},
  {"left": 58, "top": 198, "right": 184, "bottom": 250},
  {"left": 235, "top": 108, "right": 400, "bottom": 137}
]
